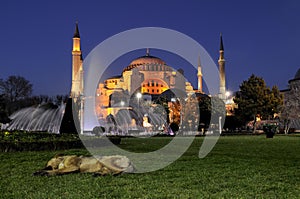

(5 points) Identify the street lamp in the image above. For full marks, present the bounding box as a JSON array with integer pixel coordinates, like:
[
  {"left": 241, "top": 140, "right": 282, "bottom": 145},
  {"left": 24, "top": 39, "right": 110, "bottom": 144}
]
[
  {"left": 79, "top": 94, "right": 84, "bottom": 135},
  {"left": 136, "top": 92, "right": 142, "bottom": 112},
  {"left": 225, "top": 91, "right": 231, "bottom": 98},
  {"left": 225, "top": 91, "right": 231, "bottom": 104}
]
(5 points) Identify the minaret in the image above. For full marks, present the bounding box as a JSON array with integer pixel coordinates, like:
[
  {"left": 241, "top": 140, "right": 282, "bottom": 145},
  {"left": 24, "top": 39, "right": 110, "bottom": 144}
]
[
  {"left": 197, "top": 55, "right": 203, "bottom": 93},
  {"left": 71, "top": 22, "right": 83, "bottom": 98},
  {"left": 218, "top": 33, "right": 226, "bottom": 100}
]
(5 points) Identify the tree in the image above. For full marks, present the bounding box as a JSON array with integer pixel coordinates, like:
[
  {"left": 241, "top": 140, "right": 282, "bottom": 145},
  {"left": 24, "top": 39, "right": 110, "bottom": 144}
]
[
  {"left": 0, "top": 94, "right": 11, "bottom": 124},
  {"left": 197, "top": 95, "right": 226, "bottom": 132},
  {"left": 154, "top": 96, "right": 170, "bottom": 124},
  {"left": 0, "top": 76, "right": 33, "bottom": 115},
  {"left": 59, "top": 98, "right": 79, "bottom": 134},
  {"left": 197, "top": 95, "right": 211, "bottom": 130},
  {"left": 0, "top": 76, "right": 32, "bottom": 102},
  {"left": 233, "top": 74, "right": 283, "bottom": 133},
  {"left": 169, "top": 98, "right": 181, "bottom": 125},
  {"left": 181, "top": 95, "right": 199, "bottom": 131}
]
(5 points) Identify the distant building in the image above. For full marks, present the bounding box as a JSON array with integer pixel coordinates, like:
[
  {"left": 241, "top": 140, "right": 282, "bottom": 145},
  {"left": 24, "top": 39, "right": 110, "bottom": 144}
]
[
  {"left": 281, "top": 68, "right": 300, "bottom": 130},
  {"left": 95, "top": 51, "right": 197, "bottom": 119},
  {"left": 70, "top": 23, "right": 227, "bottom": 122}
]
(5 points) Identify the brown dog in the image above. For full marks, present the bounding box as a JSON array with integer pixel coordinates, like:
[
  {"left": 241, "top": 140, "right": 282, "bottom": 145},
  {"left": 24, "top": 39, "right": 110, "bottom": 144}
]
[{"left": 33, "top": 154, "right": 135, "bottom": 176}]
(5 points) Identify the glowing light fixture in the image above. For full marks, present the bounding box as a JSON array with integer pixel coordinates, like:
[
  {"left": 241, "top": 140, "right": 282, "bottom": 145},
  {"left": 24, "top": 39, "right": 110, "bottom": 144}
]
[{"left": 136, "top": 92, "right": 142, "bottom": 99}]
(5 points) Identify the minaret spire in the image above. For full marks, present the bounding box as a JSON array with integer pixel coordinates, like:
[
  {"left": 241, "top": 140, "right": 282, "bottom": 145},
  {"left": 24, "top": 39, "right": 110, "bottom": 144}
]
[
  {"left": 197, "top": 55, "right": 203, "bottom": 93},
  {"left": 71, "top": 22, "right": 83, "bottom": 98},
  {"left": 218, "top": 33, "right": 226, "bottom": 100},
  {"left": 220, "top": 33, "right": 224, "bottom": 51},
  {"left": 73, "top": 21, "right": 80, "bottom": 38}
]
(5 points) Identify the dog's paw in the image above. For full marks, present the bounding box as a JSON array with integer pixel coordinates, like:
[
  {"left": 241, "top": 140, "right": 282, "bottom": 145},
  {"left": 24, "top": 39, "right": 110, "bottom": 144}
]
[{"left": 32, "top": 170, "right": 49, "bottom": 176}]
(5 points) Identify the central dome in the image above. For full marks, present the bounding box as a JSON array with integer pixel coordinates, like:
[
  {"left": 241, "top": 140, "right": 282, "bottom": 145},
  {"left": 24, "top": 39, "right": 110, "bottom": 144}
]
[
  {"left": 129, "top": 55, "right": 166, "bottom": 66},
  {"left": 123, "top": 50, "right": 168, "bottom": 72}
]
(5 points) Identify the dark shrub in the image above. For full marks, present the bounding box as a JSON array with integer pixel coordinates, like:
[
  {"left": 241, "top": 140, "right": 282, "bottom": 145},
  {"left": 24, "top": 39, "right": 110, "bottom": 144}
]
[
  {"left": 169, "top": 122, "right": 179, "bottom": 133},
  {"left": 60, "top": 98, "right": 79, "bottom": 134},
  {"left": 263, "top": 124, "right": 278, "bottom": 138},
  {"left": 92, "top": 126, "right": 105, "bottom": 136}
]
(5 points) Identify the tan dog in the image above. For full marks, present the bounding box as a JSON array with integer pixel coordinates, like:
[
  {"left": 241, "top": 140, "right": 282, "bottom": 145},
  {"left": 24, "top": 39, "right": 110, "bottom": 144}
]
[{"left": 33, "top": 154, "right": 135, "bottom": 176}]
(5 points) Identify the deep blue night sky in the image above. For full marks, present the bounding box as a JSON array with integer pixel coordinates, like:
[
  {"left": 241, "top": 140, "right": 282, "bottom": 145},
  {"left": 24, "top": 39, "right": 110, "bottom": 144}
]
[{"left": 1, "top": 0, "right": 300, "bottom": 96}]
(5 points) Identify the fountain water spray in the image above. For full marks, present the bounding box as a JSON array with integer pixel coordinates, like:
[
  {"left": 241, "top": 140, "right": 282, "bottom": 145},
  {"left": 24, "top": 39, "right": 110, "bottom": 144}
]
[{"left": 3, "top": 103, "right": 66, "bottom": 134}]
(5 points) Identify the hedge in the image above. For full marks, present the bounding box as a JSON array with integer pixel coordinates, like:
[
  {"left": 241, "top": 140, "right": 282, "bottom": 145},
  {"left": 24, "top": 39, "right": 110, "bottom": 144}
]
[{"left": 0, "top": 131, "right": 121, "bottom": 152}]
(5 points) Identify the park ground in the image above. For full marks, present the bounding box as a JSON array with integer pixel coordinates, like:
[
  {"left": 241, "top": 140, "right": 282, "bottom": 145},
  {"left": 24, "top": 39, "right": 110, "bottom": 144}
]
[{"left": 1, "top": 135, "right": 300, "bottom": 198}]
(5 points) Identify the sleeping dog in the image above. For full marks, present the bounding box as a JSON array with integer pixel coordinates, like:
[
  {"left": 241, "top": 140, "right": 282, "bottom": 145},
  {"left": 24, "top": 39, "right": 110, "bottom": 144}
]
[{"left": 33, "top": 154, "right": 135, "bottom": 176}]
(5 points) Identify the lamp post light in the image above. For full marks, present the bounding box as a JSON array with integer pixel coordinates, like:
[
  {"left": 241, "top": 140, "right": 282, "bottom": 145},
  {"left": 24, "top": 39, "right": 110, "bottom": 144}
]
[
  {"left": 225, "top": 90, "right": 231, "bottom": 98},
  {"left": 79, "top": 94, "right": 84, "bottom": 135},
  {"left": 136, "top": 92, "right": 142, "bottom": 113},
  {"left": 225, "top": 90, "right": 233, "bottom": 116},
  {"left": 225, "top": 90, "right": 231, "bottom": 104},
  {"left": 136, "top": 93, "right": 142, "bottom": 127}
]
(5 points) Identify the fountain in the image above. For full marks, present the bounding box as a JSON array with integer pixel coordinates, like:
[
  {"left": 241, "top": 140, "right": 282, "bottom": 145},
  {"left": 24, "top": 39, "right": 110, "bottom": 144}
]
[{"left": 3, "top": 103, "right": 66, "bottom": 134}]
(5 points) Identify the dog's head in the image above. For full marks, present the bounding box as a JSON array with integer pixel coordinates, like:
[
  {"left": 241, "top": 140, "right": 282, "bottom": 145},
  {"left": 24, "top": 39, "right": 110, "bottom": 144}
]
[
  {"left": 44, "top": 154, "right": 65, "bottom": 170},
  {"left": 98, "top": 155, "right": 136, "bottom": 173}
]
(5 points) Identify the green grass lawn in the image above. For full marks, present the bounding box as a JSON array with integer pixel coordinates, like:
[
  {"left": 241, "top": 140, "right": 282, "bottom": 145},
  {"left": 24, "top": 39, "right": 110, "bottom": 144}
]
[{"left": 1, "top": 135, "right": 300, "bottom": 198}]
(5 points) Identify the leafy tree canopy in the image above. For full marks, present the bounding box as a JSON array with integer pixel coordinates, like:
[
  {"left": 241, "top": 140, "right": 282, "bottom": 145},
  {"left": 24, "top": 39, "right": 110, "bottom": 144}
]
[{"left": 233, "top": 74, "right": 283, "bottom": 131}]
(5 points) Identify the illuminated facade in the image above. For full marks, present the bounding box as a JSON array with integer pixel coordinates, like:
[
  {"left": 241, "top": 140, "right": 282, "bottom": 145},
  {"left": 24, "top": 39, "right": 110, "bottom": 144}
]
[
  {"left": 70, "top": 23, "right": 227, "bottom": 121},
  {"left": 95, "top": 51, "right": 195, "bottom": 119}
]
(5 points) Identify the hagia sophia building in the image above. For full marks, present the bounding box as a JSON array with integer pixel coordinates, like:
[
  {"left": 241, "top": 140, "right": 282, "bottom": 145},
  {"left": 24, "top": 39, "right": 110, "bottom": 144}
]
[{"left": 70, "top": 23, "right": 227, "bottom": 122}]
